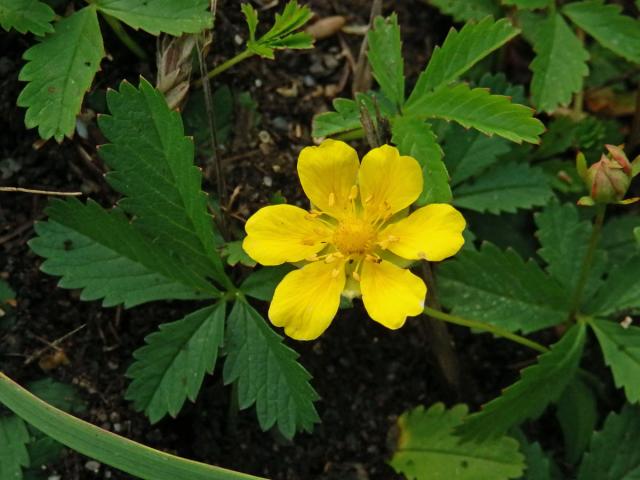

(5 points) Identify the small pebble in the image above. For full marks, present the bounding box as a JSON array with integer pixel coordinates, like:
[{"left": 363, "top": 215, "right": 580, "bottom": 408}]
[
  {"left": 85, "top": 460, "right": 101, "bottom": 473},
  {"left": 303, "top": 75, "right": 316, "bottom": 87},
  {"left": 234, "top": 34, "right": 243, "bottom": 46},
  {"left": 263, "top": 176, "right": 273, "bottom": 187},
  {"left": 254, "top": 78, "right": 263, "bottom": 87}
]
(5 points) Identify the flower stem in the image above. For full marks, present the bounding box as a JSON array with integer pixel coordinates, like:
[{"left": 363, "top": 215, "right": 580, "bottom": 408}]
[
  {"left": 422, "top": 306, "right": 549, "bottom": 353},
  {"left": 568, "top": 205, "right": 606, "bottom": 317},
  {"left": 194, "top": 49, "right": 254, "bottom": 88},
  {"left": 101, "top": 13, "right": 147, "bottom": 60}
]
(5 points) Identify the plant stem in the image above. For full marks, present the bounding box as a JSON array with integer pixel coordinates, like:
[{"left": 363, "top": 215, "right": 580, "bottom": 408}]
[
  {"left": 194, "top": 49, "right": 254, "bottom": 87},
  {"left": 422, "top": 306, "right": 549, "bottom": 353},
  {"left": 568, "top": 205, "right": 606, "bottom": 317},
  {"left": 101, "top": 13, "right": 147, "bottom": 60}
]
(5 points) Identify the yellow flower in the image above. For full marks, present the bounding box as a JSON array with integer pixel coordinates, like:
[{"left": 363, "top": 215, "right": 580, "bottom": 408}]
[{"left": 243, "top": 140, "right": 466, "bottom": 340}]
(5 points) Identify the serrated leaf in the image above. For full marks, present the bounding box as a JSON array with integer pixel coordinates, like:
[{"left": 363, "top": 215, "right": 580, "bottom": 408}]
[
  {"left": 405, "top": 83, "right": 544, "bottom": 144},
  {"left": 427, "top": 0, "right": 502, "bottom": 23},
  {"left": 390, "top": 403, "right": 524, "bottom": 480},
  {"left": 409, "top": 17, "right": 518, "bottom": 101},
  {"left": 577, "top": 405, "right": 640, "bottom": 480},
  {"left": 519, "top": 439, "right": 556, "bottom": 480},
  {"left": 222, "top": 240, "right": 256, "bottom": 267},
  {"left": 28, "top": 379, "right": 85, "bottom": 414},
  {"left": 587, "top": 255, "right": 640, "bottom": 316},
  {"left": 556, "top": 376, "right": 598, "bottom": 464},
  {"left": 312, "top": 97, "right": 361, "bottom": 138},
  {"left": 240, "top": 265, "right": 293, "bottom": 302},
  {"left": 528, "top": 12, "right": 589, "bottom": 113},
  {"left": 563, "top": 1, "right": 640, "bottom": 64},
  {"left": 0, "top": 0, "right": 54, "bottom": 35},
  {"left": 94, "top": 0, "right": 211, "bottom": 35},
  {"left": 391, "top": 116, "right": 452, "bottom": 205},
  {"left": 241, "top": 3, "right": 258, "bottom": 42},
  {"left": 438, "top": 242, "right": 568, "bottom": 333},
  {"left": 590, "top": 319, "right": 640, "bottom": 404},
  {"left": 503, "top": 0, "right": 550, "bottom": 9},
  {"left": 126, "top": 303, "right": 225, "bottom": 423},
  {"left": 0, "top": 415, "right": 30, "bottom": 479},
  {"left": 17, "top": 6, "right": 104, "bottom": 142},
  {"left": 367, "top": 14, "right": 404, "bottom": 107},
  {"left": 476, "top": 72, "right": 527, "bottom": 104},
  {"left": 452, "top": 162, "right": 553, "bottom": 214},
  {"left": 601, "top": 216, "right": 640, "bottom": 266},
  {"left": 29, "top": 199, "right": 217, "bottom": 308},
  {"left": 98, "top": 79, "right": 228, "bottom": 288},
  {"left": 534, "top": 202, "right": 606, "bottom": 302},
  {"left": 459, "top": 323, "right": 587, "bottom": 440},
  {"left": 223, "top": 301, "right": 319, "bottom": 439},
  {"left": 442, "top": 123, "right": 511, "bottom": 186}
]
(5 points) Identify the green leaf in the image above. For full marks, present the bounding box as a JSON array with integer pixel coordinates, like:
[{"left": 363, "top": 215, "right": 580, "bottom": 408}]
[
  {"left": 0, "top": 0, "right": 54, "bottom": 35},
  {"left": 223, "top": 301, "right": 319, "bottom": 439},
  {"left": 452, "top": 162, "right": 553, "bottom": 214},
  {"left": 409, "top": 17, "right": 518, "bottom": 101},
  {"left": 577, "top": 405, "right": 640, "bottom": 480},
  {"left": 518, "top": 439, "right": 556, "bottom": 480},
  {"left": 587, "top": 255, "right": 640, "bottom": 316},
  {"left": 459, "top": 323, "right": 587, "bottom": 440},
  {"left": 367, "top": 14, "right": 405, "bottom": 107},
  {"left": 29, "top": 199, "right": 217, "bottom": 308},
  {"left": 239, "top": 265, "right": 293, "bottom": 302},
  {"left": 241, "top": 3, "right": 258, "bottom": 42},
  {"left": 222, "top": 240, "right": 256, "bottom": 267},
  {"left": 98, "top": 79, "right": 228, "bottom": 288},
  {"left": 17, "top": 6, "right": 104, "bottom": 142},
  {"left": 0, "top": 373, "right": 265, "bottom": 480},
  {"left": 405, "top": 83, "right": 544, "bottom": 144},
  {"left": 390, "top": 403, "right": 524, "bottom": 480},
  {"left": 528, "top": 12, "right": 589, "bottom": 113},
  {"left": 442, "top": 123, "right": 511, "bottom": 186},
  {"left": 503, "top": 0, "right": 551, "bottom": 9},
  {"left": 183, "top": 86, "right": 233, "bottom": 151},
  {"left": 94, "top": 0, "right": 211, "bottom": 35},
  {"left": 601, "top": 215, "right": 640, "bottom": 266},
  {"left": 438, "top": 242, "right": 568, "bottom": 333},
  {"left": 391, "top": 116, "right": 452, "bottom": 205},
  {"left": 556, "top": 376, "right": 598, "bottom": 464},
  {"left": 563, "top": 0, "right": 640, "bottom": 64},
  {"left": 590, "top": 319, "right": 640, "bottom": 404},
  {"left": 427, "top": 0, "right": 502, "bottom": 23},
  {"left": 126, "top": 303, "right": 225, "bottom": 423},
  {"left": 312, "top": 97, "right": 362, "bottom": 138},
  {"left": 534, "top": 202, "right": 606, "bottom": 302},
  {"left": 0, "top": 415, "right": 30, "bottom": 480},
  {"left": 28, "top": 379, "right": 85, "bottom": 414}
]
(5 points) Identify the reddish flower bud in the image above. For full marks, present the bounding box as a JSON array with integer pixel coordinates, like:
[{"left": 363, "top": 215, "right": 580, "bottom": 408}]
[{"left": 586, "top": 155, "right": 631, "bottom": 203}]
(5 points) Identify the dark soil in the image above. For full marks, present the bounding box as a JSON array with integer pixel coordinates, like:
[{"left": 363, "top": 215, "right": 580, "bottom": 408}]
[{"left": 0, "top": 1, "right": 594, "bottom": 479}]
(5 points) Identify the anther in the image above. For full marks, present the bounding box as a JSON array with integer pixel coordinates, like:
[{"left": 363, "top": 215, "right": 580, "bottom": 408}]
[
  {"left": 331, "top": 268, "right": 341, "bottom": 278},
  {"left": 328, "top": 192, "right": 336, "bottom": 207},
  {"left": 364, "top": 195, "right": 373, "bottom": 204},
  {"left": 348, "top": 185, "right": 358, "bottom": 200},
  {"left": 352, "top": 271, "right": 361, "bottom": 282},
  {"left": 325, "top": 253, "right": 336, "bottom": 263},
  {"left": 306, "top": 254, "right": 319, "bottom": 262}
]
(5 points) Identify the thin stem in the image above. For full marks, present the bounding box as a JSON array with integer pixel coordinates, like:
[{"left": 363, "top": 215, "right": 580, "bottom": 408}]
[
  {"left": 0, "top": 187, "right": 82, "bottom": 196},
  {"left": 194, "top": 49, "right": 254, "bottom": 88},
  {"left": 422, "top": 306, "right": 549, "bottom": 353},
  {"left": 101, "top": 13, "right": 147, "bottom": 60},
  {"left": 568, "top": 205, "right": 606, "bottom": 317}
]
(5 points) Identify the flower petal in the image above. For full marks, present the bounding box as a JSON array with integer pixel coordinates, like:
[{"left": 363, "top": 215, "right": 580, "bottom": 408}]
[
  {"left": 297, "top": 139, "right": 360, "bottom": 218},
  {"left": 243, "top": 204, "right": 333, "bottom": 266},
  {"left": 380, "top": 204, "right": 466, "bottom": 261},
  {"left": 360, "top": 260, "right": 426, "bottom": 329},
  {"left": 359, "top": 144, "right": 423, "bottom": 218},
  {"left": 269, "top": 260, "right": 346, "bottom": 340}
]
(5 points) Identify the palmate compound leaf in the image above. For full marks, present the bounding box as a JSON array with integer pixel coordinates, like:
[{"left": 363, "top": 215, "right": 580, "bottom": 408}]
[
  {"left": 458, "top": 323, "right": 587, "bottom": 441},
  {"left": 527, "top": 12, "right": 589, "bottom": 113},
  {"left": 98, "top": 79, "right": 228, "bottom": 289},
  {"left": 367, "top": 14, "right": 405, "bottom": 108},
  {"left": 438, "top": 242, "right": 569, "bottom": 333},
  {"left": 223, "top": 301, "right": 319, "bottom": 439},
  {"left": 17, "top": 6, "right": 104, "bottom": 142},
  {"left": 391, "top": 116, "right": 452, "bottom": 205},
  {"left": 94, "top": 0, "right": 211, "bottom": 36},
  {"left": 427, "top": 0, "right": 502, "bottom": 23},
  {"left": 29, "top": 199, "right": 218, "bottom": 308},
  {"left": 126, "top": 302, "right": 225, "bottom": 423},
  {"left": 563, "top": 0, "right": 640, "bottom": 64},
  {"left": 0, "top": 415, "right": 30, "bottom": 479},
  {"left": 452, "top": 162, "right": 553, "bottom": 214},
  {"left": 534, "top": 202, "right": 607, "bottom": 303},
  {"left": 389, "top": 403, "right": 524, "bottom": 480},
  {"left": 586, "top": 254, "right": 640, "bottom": 317},
  {"left": 405, "top": 83, "right": 545, "bottom": 144},
  {"left": 577, "top": 405, "right": 640, "bottom": 480},
  {"left": 408, "top": 17, "right": 518, "bottom": 102},
  {"left": 590, "top": 319, "right": 640, "bottom": 404},
  {"left": 0, "top": 0, "right": 54, "bottom": 35}
]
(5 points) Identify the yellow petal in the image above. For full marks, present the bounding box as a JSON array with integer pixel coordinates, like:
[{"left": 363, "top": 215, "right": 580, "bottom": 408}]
[
  {"left": 297, "top": 139, "right": 360, "bottom": 218},
  {"left": 380, "top": 204, "right": 466, "bottom": 261},
  {"left": 269, "top": 260, "right": 346, "bottom": 340},
  {"left": 359, "top": 144, "right": 423, "bottom": 218},
  {"left": 243, "top": 205, "right": 332, "bottom": 266},
  {"left": 360, "top": 260, "right": 426, "bottom": 329}
]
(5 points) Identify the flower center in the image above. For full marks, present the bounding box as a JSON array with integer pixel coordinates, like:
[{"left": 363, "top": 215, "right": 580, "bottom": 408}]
[{"left": 332, "top": 218, "right": 376, "bottom": 256}]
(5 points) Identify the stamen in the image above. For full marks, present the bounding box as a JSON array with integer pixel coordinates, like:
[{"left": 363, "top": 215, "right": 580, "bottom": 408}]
[
  {"left": 331, "top": 268, "right": 341, "bottom": 278},
  {"left": 348, "top": 185, "right": 358, "bottom": 200},
  {"left": 306, "top": 254, "right": 319, "bottom": 262},
  {"left": 352, "top": 271, "right": 361, "bottom": 282},
  {"left": 301, "top": 238, "right": 316, "bottom": 246},
  {"left": 325, "top": 253, "right": 336, "bottom": 263},
  {"left": 364, "top": 195, "right": 373, "bottom": 204},
  {"left": 328, "top": 192, "right": 336, "bottom": 207}
]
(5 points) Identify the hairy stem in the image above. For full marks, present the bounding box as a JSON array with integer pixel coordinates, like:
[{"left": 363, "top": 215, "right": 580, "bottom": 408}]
[
  {"left": 101, "top": 14, "right": 147, "bottom": 60},
  {"left": 422, "top": 306, "right": 549, "bottom": 353},
  {"left": 194, "top": 49, "right": 254, "bottom": 87},
  {"left": 568, "top": 205, "right": 606, "bottom": 317}
]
